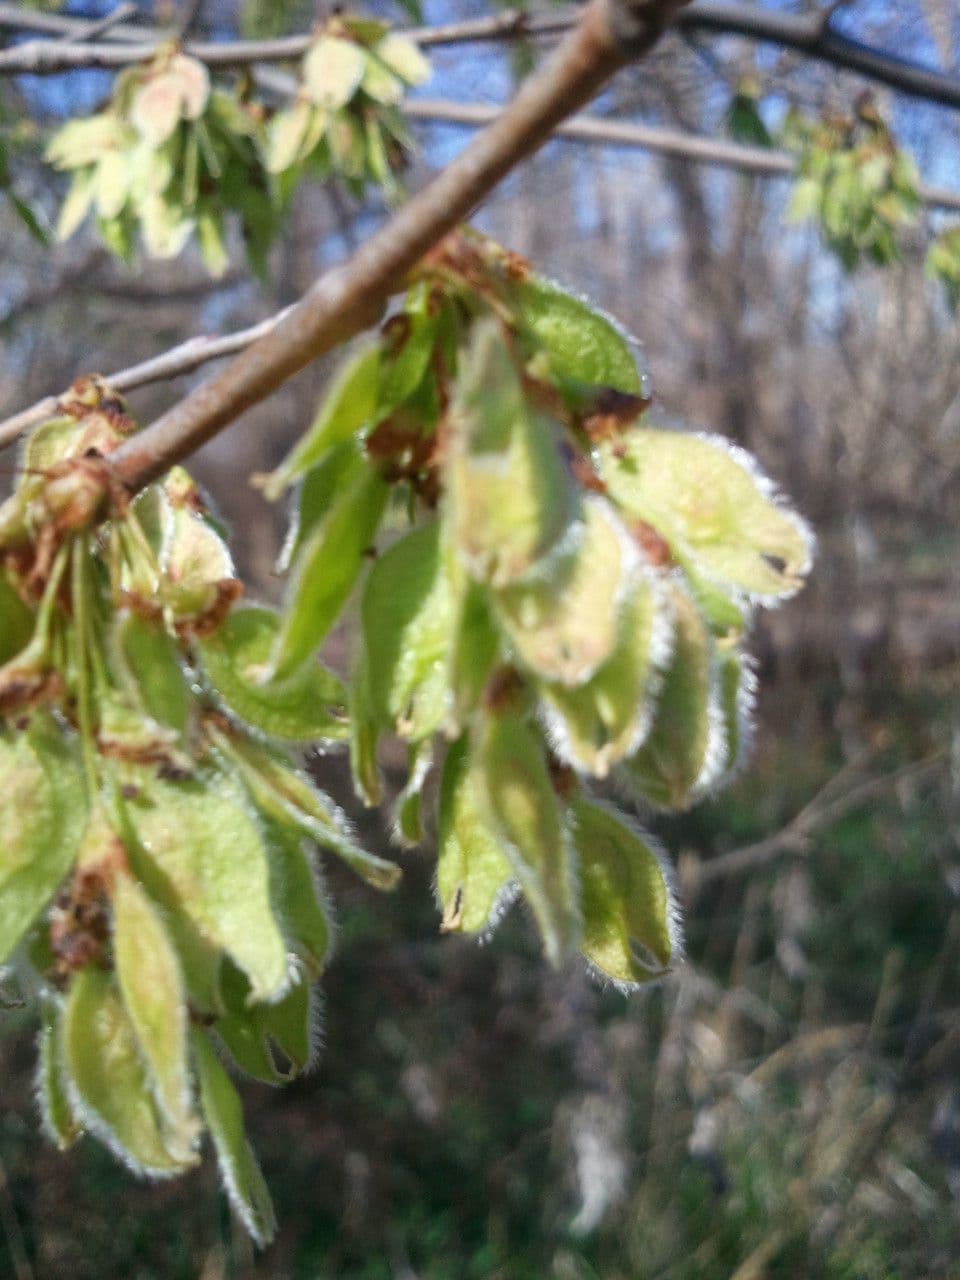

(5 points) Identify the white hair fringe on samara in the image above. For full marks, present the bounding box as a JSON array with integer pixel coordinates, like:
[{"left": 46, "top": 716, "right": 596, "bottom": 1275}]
[{"left": 575, "top": 795, "right": 685, "bottom": 996}]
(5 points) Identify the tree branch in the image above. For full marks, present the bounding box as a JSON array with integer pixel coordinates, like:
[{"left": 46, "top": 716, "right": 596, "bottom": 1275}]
[
  {"left": 1, "top": 3, "right": 960, "bottom": 115},
  {"left": 407, "top": 99, "right": 960, "bottom": 211},
  {"left": 107, "top": 0, "right": 690, "bottom": 492}
]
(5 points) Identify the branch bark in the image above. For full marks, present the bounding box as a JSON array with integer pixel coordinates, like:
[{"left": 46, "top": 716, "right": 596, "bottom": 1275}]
[
  {"left": 1, "top": 3, "right": 959, "bottom": 113},
  {"left": 107, "top": 0, "right": 690, "bottom": 492}
]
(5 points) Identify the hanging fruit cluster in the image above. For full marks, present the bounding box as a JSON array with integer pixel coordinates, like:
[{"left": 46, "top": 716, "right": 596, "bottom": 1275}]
[
  {"left": 264, "top": 227, "right": 814, "bottom": 982},
  {"left": 266, "top": 17, "right": 429, "bottom": 199},
  {"left": 46, "top": 21, "right": 429, "bottom": 275},
  {"left": 0, "top": 229, "right": 811, "bottom": 1245},
  {"left": 0, "top": 379, "right": 400, "bottom": 1243}
]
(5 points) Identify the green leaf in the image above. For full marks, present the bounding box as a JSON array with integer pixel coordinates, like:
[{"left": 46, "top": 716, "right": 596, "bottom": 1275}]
[
  {"left": 437, "top": 737, "right": 514, "bottom": 934},
  {"left": 0, "top": 721, "right": 86, "bottom": 964},
  {"left": 37, "top": 999, "right": 80, "bottom": 1151},
  {"left": 621, "top": 587, "right": 719, "bottom": 810},
  {"left": 116, "top": 613, "right": 190, "bottom": 735},
  {"left": 124, "top": 770, "right": 289, "bottom": 1003},
  {"left": 64, "top": 968, "right": 195, "bottom": 1176},
  {"left": 445, "top": 576, "right": 499, "bottom": 734},
  {"left": 447, "top": 319, "right": 575, "bottom": 587},
  {"left": 266, "top": 345, "right": 381, "bottom": 497},
  {"left": 495, "top": 496, "right": 633, "bottom": 687},
  {"left": 599, "top": 427, "right": 813, "bottom": 600},
  {"left": 94, "top": 149, "right": 130, "bottom": 219},
  {"left": 215, "top": 962, "right": 314, "bottom": 1085},
  {"left": 303, "top": 36, "right": 367, "bottom": 109},
  {"left": 270, "top": 464, "right": 388, "bottom": 680},
  {"left": 55, "top": 168, "right": 96, "bottom": 241},
  {"left": 361, "top": 520, "right": 454, "bottom": 740},
  {"left": 113, "top": 872, "right": 200, "bottom": 1163},
  {"left": 571, "top": 798, "right": 677, "bottom": 987},
  {"left": 715, "top": 645, "right": 755, "bottom": 781},
  {"left": 541, "top": 571, "right": 667, "bottom": 777},
  {"left": 360, "top": 51, "right": 405, "bottom": 106},
  {"left": 277, "top": 440, "right": 366, "bottom": 572},
  {"left": 514, "top": 275, "right": 641, "bottom": 394},
  {"left": 393, "top": 739, "right": 432, "bottom": 846},
  {"left": 474, "top": 711, "right": 580, "bottom": 967},
  {"left": 265, "top": 100, "right": 314, "bottom": 174},
  {"left": 348, "top": 653, "right": 381, "bottom": 806},
  {"left": 192, "top": 1027, "right": 277, "bottom": 1246},
  {"left": 378, "top": 286, "right": 438, "bottom": 411},
  {"left": 198, "top": 606, "right": 347, "bottom": 742}
]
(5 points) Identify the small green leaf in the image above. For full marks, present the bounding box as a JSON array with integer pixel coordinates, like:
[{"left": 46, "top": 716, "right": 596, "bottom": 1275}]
[
  {"left": 445, "top": 576, "right": 499, "bottom": 734},
  {"left": 116, "top": 613, "right": 190, "bottom": 735},
  {"left": 437, "top": 737, "right": 514, "bottom": 934},
  {"left": 266, "top": 100, "right": 314, "bottom": 174},
  {"left": 514, "top": 275, "right": 641, "bottom": 393},
  {"left": 266, "top": 346, "right": 381, "bottom": 497},
  {"left": 113, "top": 872, "right": 200, "bottom": 1163},
  {"left": 361, "top": 520, "right": 454, "bottom": 740},
  {"left": 495, "top": 496, "right": 633, "bottom": 687},
  {"left": 393, "top": 739, "right": 432, "bottom": 846},
  {"left": 37, "top": 999, "right": 80, "bottom": 1150},
  {"left": 55, "top": 168, "right": 96, "bottom": 241},
  {"left": 599, "top": 427, "right": 813, "bottom": 600},
  {"left": 198, "top": 606, "right": 347, "bottom": 742},
  {"left": 360, "top": 51, "right": 405, "bottom": 106},
  {"left": 715, "top": 645, "right": 755, "bottom": 781},
  {"left": 192, "top": 1027, "right": 277, "bottom": 1247},
  {"left": 621, "top": 587, "right": 719, "bottom": 810},
  {"left": 378, "top": 288, "right": 438, "bottom": 411},
  {"left": 303, "top": 37, "right": 366, "bottom": 109},
  {"left": 541, "top": 571, "right": 667, "bottom": 777},
  {"left": 64, "top": 968, "right": 195, "bottom": 1176},
  {"left": 447, "top": 320, "right": 575, "bottom": 587},
  {"left": 348, "top": 653, "right": 381, "bottom": 806},
  {"left": 270, "top": 465, "right": 388, "bottom": 680},
  {"left": 474, "top": 711, "right": 580, "bottom": 966},
  {"left": 124, "top": 770, "right": 289, "bottom": 1003},
  {"left": 572, "top": 797, "right": 677, "bottom": 987},
  {"left": 277, "top": 440, "right": 365, "bottom": 573},
  {"left": 0, "top": 721, "right": 86, "bottom": 964}
]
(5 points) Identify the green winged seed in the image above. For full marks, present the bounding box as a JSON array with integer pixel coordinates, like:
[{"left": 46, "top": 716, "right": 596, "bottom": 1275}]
[
  {"left": 125, "top": 770, "right": 289, "bottom": 1004},
  {"left": 263, "top": 818, "right": 332, "bottom": 976},
  {"left": 303, "top": 36, "right": 367, "bottom": 109},
  {"left": 437, "top": 737, "right": 515, "bottom": 935},
  {"left": 198, "top": 606, "right": 347, "bottom": 742},
  {"left": 270, "top": 465, "right": 388, "bottom": 680},
  {"left": 37, "top": 999, "right": 80, "bottom": 1150},
  {"left": 572, "top": 797, "right": 678, "bottom": 988},
  {"left": 496, "top": 496, "right": 635, "bottom": 687},
  {"left": 0, "top": 723, "right": 86, "bottom": 964},
  {"left": 266, "top": 346, "right": 381, "bottom": 497},
  {"left": 514, "top": 275, "right": 642, "bottom": 394},
  {"left": 192, "top": 1027, "right": 277, "bottom": 1247},
  {"left": 113, "top": 872, "right": 200, "bottom": 1163},
  {"left": 474, "top": 712, "right": 580, "bottom": 967},
  {"left": 541, "top": 570, "right": 670, "bottom": 778},
  {"left": 361, "top": 520, "right": 454, "bottom": 740},
  {"left": 715, "top": 646, "right": 756, "bottom": 782},
  {"left": 599, "top": 428, "right": 813, "bottom": 600},
  {"left": 622, "top": 585, "right": 722, "bottom": 811},
  {"left": 393, "top": 739, "right": 432, "bottom": 847},
  {"left": 374, "top": 34, "right": 431, "bottom": 87},
  {"left": 211, "top": 728, "right": 400, "bottom": 891},
  {"left": 64, "top": 968, "right": 195, "bottom": 1177},
  {"left": 215, "top": 959, "right": 314, "bottom": 1085},
  {"left": 447, "top": 319, "right": 574, "bottom": 587}
]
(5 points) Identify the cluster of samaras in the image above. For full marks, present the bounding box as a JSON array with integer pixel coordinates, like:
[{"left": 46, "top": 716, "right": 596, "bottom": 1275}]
[{"left": 0, "top": 230, "right": 811, "bottom": 1242}]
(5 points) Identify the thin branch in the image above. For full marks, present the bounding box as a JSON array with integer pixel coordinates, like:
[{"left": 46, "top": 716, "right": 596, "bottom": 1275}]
[
  {"left": 0, "top": 3, "right": 959, "bottom": 116},
  {"left": 407, "top": 99, "right": 960, "bottom": 211},
  {"left": 108, "top": 0, "right": 691, "bottom": 492},
  {"left": 685, "top": 750, "right": 946, "bottom": 891},
  {"left": 0, "top": 307, "right": 294, "bottom": 452}
]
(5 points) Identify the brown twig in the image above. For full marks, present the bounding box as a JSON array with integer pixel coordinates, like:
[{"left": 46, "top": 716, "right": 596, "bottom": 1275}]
[{"left": 686, "top": 750, "right": 947, "bottom": 891}]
